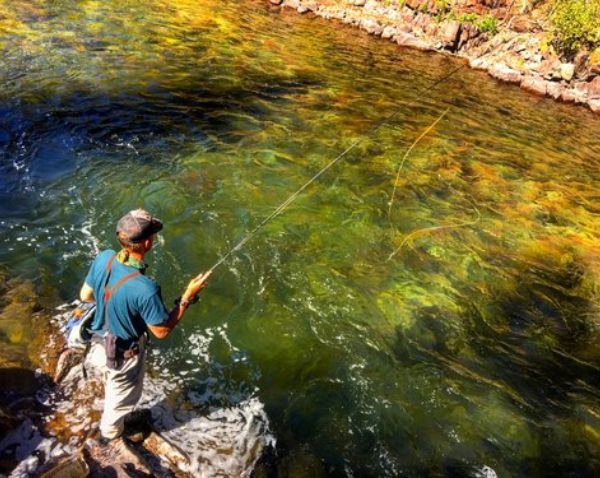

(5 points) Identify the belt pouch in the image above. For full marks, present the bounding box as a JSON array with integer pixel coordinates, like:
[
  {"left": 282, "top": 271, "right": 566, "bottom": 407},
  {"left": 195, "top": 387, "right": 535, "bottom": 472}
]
[{"left": 104, "top": 333, "right": 121, "bottom": 370}]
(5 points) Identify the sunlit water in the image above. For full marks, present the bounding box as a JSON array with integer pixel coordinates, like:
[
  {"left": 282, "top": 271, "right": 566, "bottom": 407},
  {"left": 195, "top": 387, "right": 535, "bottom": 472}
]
[{"left": 1, "top": 0, "right": 600, "bottom": 476}]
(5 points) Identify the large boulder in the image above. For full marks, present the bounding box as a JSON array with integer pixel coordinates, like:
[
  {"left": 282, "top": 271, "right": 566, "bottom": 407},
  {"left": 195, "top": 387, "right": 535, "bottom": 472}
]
[
  {"left": 381, "top": 25, "right": 397, "bottom": 39},
  {"left": 560, "top": 63, "right": 575, "bottom": 81},
  {"left": 440, "top": 20, "right": 461, "bottom": 51},
  {"left": 521, "top": 76, "right": 547, "bottom": 96},
  {"left": 489, "top": 64, "right": 522, "bottom": 84},
  {"left": 394, "top": 32, "right": 432, "bottom": 51},
  {"left": 546, "top": 81, "right": 564, "bottom": 99},
  {"left": 588, "top": 76, "right": 600, "bottom": 99},
  {"left": 561, "top": 87, "right": 586, "bottom": 104},
  {"left": 360, "top": 18, "right": 383, "bottom": 35}
]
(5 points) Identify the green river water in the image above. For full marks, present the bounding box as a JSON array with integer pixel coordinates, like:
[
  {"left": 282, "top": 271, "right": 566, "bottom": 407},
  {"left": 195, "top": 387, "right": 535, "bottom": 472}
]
[{"left": 2, "top": 0, "right": 600, "bottom": 476}]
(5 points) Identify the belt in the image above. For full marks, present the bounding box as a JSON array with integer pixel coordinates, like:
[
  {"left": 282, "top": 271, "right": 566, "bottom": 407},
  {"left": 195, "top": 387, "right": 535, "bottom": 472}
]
[
  {"left": 92, "top": 333, "right": 142, "bottom": 359},
  {"left": 123, "top": 345, "right": 140, "bottom": 359}
]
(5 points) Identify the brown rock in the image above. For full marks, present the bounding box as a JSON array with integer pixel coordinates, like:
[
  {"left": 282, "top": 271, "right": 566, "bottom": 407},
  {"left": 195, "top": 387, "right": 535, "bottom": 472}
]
[
  {"left": 269, "top": 0, "right": 283, "bottom": 5},
  {"left": 426, "top": 0, "right": 438, "bottom": 14},
  {"left": 354, "top": 0, "right": 366, "bottom": 5},
  {"left": 489, "top": 64, "right": 522, "bottom": 84},
  {"left": 588, "top": 76, "right": 600, "bottom": 99},
  {"left": 458, "top": 23, "right": 479, "bottom": 50},
  {"left": 405, "top": 0, "right": 424, "bottom": 10},
  {"left": 283, "top": 0, "right": 300, "bottom": 8},
  {"left": 394, "top": 32, "right": 431, "bottom": 51},
  {"left": 398, "top": 22, "right": 413, "bottom": 33},
  {"left": 400, "top": 8, "right": 415, "bottom": 23},
  {"left": 414, "top": 12, "right": 431, "bottom": 32},
  {"left": 521, "top": 76, "right": 547, "bottom": 96},
  {"left": 534, "top": 58, "right": 560, "bottom": 80},
  {"left": 561, "top": 87, "right": 586, "bottom": 104},
  {"left": 470, "top": 56, "right": 489, "bottom": 70},
  {"left": 39, "top": 453, "right": 89, "bottom": 478},
  {"left": 573, "top": 50, "right": 589, "bottom": 80},
  {"left": 590, "top": 99, "right": 600, "bottom": 114},
  {"left": 381, "top": 26, "right": 397, "bottom": 39},
  {"left": 440, "top": 20, "right": 461, "bottom": 51},
  {"left": 509, "top": 15, "right": 540, "bottom": 33},
  {"left": 360, "top": 18, "right": 382, "bottom": 35},
  {"left": 546, "top": 82, "right": 564, "bottom": 99}
]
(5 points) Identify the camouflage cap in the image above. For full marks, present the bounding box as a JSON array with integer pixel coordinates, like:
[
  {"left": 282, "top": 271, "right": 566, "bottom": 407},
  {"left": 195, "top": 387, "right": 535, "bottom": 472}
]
[{"left": 116, "top": 209, "right": 163, "bottom": 243}]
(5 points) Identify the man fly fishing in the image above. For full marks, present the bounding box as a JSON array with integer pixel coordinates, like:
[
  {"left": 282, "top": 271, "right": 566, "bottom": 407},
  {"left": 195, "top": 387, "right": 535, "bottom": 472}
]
[{"left": 80, "top": 208, "right": 211, "bottom": 442}]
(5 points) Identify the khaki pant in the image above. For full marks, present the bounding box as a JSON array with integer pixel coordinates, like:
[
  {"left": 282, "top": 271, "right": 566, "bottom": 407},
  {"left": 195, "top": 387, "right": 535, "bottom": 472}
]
[{"left": 86, "top": 336, "right": 146, "bottom": 439}]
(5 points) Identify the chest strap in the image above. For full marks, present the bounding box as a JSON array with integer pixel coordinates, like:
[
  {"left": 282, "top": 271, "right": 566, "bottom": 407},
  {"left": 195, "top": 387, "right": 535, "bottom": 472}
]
[{"left": 102, "top": 255, "right": 142, "bottom": 333}]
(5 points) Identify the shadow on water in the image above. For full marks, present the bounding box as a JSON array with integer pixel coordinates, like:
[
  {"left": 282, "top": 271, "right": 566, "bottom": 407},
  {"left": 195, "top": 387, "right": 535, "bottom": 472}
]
[
  {"left": 393, "top": 255, "right": 600, "bottom": 476},
  {"left": 0, "top": 74, "right": 321, "bottom": 206},
  {"left": 0, "top": 368, "right": 53, "bottom": 475}
]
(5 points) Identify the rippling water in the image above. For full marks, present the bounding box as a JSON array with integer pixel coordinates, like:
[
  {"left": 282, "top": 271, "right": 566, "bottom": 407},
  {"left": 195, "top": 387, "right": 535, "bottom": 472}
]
[{"left": 2, "top": 0, "right": 600, "bottom": 475}]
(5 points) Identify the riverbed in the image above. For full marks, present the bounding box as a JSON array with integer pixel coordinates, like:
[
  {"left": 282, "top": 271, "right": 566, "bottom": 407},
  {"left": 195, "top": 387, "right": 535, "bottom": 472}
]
[{"left": 1, "top": 0, "right": 600, "bottom": 476}]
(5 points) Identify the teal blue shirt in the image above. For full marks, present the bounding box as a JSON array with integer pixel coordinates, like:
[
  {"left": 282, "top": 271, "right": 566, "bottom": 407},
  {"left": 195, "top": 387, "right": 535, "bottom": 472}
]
[{"left": 84, "top": 249, "right": 169, "bottom": 344}]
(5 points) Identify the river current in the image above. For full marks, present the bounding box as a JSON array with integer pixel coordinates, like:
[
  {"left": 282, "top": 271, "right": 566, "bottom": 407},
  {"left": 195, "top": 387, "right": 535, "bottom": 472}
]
[{"left": 1, "top": 0, "right": 600, "bottom": 476}]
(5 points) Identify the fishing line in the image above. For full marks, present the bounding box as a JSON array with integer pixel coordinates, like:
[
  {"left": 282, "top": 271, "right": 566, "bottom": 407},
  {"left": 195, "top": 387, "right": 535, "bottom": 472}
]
[
  {"left": 384, "top": 108, "right": 481, "bottom": 262},
  {"left": 207, "top": 60, "right": 469, "bottom": 274},
  {"left": 387, "top": 107, "right": 449, "bottom": 220},
  {"left": 387, "top": 197, "right": 481, "bottom": 261}
]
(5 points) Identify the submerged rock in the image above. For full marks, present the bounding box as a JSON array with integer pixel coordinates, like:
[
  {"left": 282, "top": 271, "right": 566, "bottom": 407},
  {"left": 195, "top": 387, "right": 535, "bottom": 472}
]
[{"left": 38, "top": 453, "right": 89, "bottom": 478}]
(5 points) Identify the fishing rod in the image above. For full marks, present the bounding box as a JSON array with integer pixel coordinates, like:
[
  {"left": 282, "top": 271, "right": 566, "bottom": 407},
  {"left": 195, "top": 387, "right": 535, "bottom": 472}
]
[{"left": 206, "top": 59, "right": 469, "bottom": 275}]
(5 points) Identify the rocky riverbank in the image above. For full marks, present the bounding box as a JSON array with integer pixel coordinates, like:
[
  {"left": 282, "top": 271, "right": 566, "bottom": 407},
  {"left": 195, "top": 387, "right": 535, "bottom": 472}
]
[
  {"left": 268, "top": 0, "right": 600, "bottom": 115},
  {"left": 0, "top": 278, "right": 273, "bottom": 477}
]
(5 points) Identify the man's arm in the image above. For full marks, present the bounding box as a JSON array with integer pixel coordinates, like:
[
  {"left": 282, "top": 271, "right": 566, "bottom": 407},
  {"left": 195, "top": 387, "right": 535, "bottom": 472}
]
[
  {"left": 147, "top": 271, "right": 212, "bottom": 339},
  {"left": 147, "top": 302, "right": 189, "bottom": 339},
  {"left": 80, "top": 283, "right": 95, "bottom": 303}
]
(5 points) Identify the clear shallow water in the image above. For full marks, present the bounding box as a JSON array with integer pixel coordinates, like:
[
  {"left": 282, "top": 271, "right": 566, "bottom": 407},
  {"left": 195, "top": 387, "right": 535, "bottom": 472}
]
[{"left": 1, "top": 0, "right": 600, "bottom": 475}]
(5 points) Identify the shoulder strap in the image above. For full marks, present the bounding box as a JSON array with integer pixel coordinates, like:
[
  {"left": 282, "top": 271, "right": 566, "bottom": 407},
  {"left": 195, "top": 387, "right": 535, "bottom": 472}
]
[{"left": 102, "top": 255, "right": 141, "bottom": 333}]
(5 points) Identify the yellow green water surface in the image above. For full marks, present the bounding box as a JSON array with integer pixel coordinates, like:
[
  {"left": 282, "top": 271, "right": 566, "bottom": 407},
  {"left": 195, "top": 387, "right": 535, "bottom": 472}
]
[{"left": 1, "top": 0, "right": 600, "bottom": 475}]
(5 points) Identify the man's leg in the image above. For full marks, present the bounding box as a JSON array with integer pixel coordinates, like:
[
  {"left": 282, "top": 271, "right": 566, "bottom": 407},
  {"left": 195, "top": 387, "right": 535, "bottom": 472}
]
[
  {"left": 86, "top": 340, "right": 108, "bottom": 376},
  {"left": 100, "top": 345, "right": 146, "bottom": 439}
]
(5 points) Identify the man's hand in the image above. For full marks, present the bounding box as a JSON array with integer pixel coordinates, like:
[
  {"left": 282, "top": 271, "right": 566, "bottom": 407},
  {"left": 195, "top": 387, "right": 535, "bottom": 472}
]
[
  {"left": 148, "top": 270, "right": 213, "bottom": 340},
  {"left": 182, "top": 271, "right": 212, "bottom": 301},
  {"left": 80, "top": 283, "right": 95, "bottom": 303}
]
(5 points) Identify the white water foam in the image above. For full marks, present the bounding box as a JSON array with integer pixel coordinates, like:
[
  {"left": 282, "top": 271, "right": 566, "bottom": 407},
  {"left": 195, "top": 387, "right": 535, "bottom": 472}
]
[
  {"left": 140, "top": 377, "right": 273, "bottom": 477},
  {"left": 33, "top": 307, "right": 274, "bottom": 477}
]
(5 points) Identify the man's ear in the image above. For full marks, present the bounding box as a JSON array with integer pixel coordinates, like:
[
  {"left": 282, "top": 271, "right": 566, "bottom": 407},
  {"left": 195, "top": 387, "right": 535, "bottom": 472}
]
[{"left": 144, "top": 236, "right": 153, "bottom": 252}]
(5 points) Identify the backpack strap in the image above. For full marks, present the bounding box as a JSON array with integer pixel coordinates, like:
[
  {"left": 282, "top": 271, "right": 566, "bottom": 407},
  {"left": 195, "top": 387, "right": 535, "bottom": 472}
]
[{"left": 102, "top": 255, "right": 141, "bottom": 333}]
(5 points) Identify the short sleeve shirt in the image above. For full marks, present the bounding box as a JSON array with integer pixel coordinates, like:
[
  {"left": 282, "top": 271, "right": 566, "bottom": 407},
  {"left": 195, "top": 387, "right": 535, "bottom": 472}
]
[{"left": 84, "top": 249, "right": 169, "bottom": 343}]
